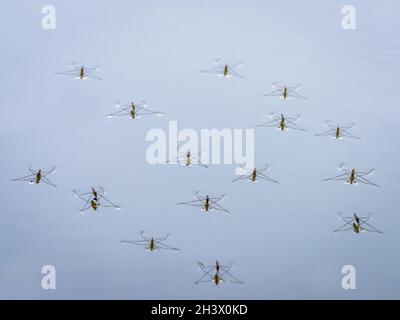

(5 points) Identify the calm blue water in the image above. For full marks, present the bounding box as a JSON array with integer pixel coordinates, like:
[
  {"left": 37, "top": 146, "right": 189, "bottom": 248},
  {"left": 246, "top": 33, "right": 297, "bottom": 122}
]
[{"left": 0, "top": 0, "right": 399, "bottom": 299}]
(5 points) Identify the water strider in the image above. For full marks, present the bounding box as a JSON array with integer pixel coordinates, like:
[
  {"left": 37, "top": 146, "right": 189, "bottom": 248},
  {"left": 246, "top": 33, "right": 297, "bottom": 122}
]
[
  {"left": 256, "top": 112, "right": 305, "bottom": 132},
  {"left": 200, "top": 59, "right": 244, "bottom": 79},
  {"left": 11, "top": 165, "right": 56, "bottom": 188},
  {"left": 121, "top": 231, "right": 179, "bottom": 252},
  {"left": 263, "top": 82, "right": 306, "bottom": 100},
  {"left": 73, "top": 187, "right": 120, "bottom": 213},
  {"left": 195, "top": 261, "right": 242, "bottom": 285},
  {"left": 323, "top": 164, "right": 379, "bottom": 187},
  {"left": 334, "top": 212, "right": 383, "bottom": 234},
  {"left": 107, "top": 101, "right": 164, "bottom": 120},
  {"left": 315, "top": 121, "right": 360, "bottom": 140},
  {"left": 233, "top": 164, "right": 279, "bottom": 184},
  {"left": 166, "top": 150, "right": 209, "bottom": 168},
  {"left": 177, "top": 192, "right": 229, "bottom": 213},
  {"left": 55, "top": 63, "right": 102, "bottom": 80}
]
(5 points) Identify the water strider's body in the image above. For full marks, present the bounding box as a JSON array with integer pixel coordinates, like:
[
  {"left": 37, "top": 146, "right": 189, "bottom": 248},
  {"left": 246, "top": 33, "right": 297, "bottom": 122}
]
[
  {"left": 335, "top": 126, "right": 341, "bottom": 139},
  {"left": 333, "top": 212, "right": 383, "bottom": 235},
  {"left": 185, "top": 151, "right": 192, "bottom": 166},
  {"left": 348, "top": 169, "right": 356, "bottom": 184},
  {"left": 122, "top": 102, "right": 140, "bottom": 119},
  {"left": 250, "top": 168, "right": 257, "bottom": 182},
  {"left": 212, "top": 261, "right": 222, "bottom": 285},
  {"left": 129, "top": 102, "right": 137, "bottom": 119},
  {"left": 34, "top": 169, "right": 42, "bottom": 184},
  {"left": 223, "top": 64, "right": 229, "bottom": 77},
  {"left": 279, "top": 114, "right": 286, "bottom": 130},
  {"left": 78, "top": 66, "right": 85, "bottom": 79},
  {"left": 177, "top": 192, "right": 229, "bottom": 213},
  {"left": 196, "top": 260, "right": 242, "bottom": 285},
  {"left": 282, "top": 86, "right": 289, "bottom": 99},
  {"left": 202, "top": 195, "right": 210, "bottom": 211},
  {"left": 89, "top": 187, "right": 100, "bottom": 211},
  {"left": 352, "top": 213, "right": 361, "bottom": 233},
  {"left": 121, "top": 231, "right": 179, "bottom": 252},
  {"left": 148, "top": 238, "right": 157, "bottom": 251}
]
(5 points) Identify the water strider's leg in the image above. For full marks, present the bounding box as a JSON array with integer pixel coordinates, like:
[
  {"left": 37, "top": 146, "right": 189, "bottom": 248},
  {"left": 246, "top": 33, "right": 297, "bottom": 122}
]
[{"left": 232, "top": 175, "right": 250, "bottom": 183}]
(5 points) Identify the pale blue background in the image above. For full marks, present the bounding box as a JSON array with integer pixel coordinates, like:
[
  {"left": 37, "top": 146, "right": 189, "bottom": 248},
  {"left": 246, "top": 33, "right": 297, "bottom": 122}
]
[{"left": 0, "top": 0, "right": 399, "bottom": 299}]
